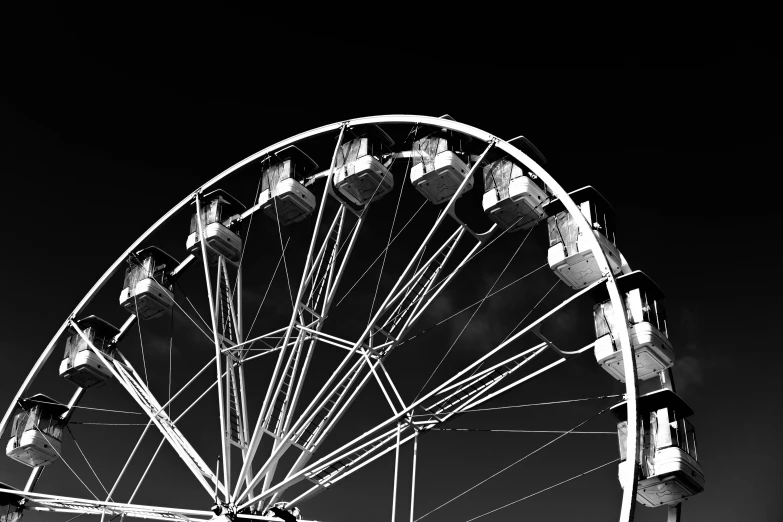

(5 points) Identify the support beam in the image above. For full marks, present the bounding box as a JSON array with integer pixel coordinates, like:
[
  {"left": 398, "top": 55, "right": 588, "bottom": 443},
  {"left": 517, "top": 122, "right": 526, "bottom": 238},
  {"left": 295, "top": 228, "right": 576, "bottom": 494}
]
[
  {"left": 7, "top": 115, "right": 646, "bottom": 522},
  {"left": 233, "top": 123, "right": 348, "bottom": 500},
  {"left": 455, "top": 343, "right": 594, "bottom": 415},
  {"left": 238, "top": 213, "right": 477, "bottom": 502},
  {"left": 238, "top": 335, "right": 570, "bottom": 508},
  {"left": 71, "top": 320, "right": 224, "bottom": 500},
  {"left": 409, "top": 431, "right": 418, "bottom": 522},
  {"left": 195, "top": 195, "right": 231, "bottom": 502},
  {"left": 361, "top": 349, "right": 399, "bottom": 415},
  {"left": 391, "top": 422, "right": 401, "bottom": 522},
  {"left": 0, "top": 487, "right": 215, "bottom": 522}
]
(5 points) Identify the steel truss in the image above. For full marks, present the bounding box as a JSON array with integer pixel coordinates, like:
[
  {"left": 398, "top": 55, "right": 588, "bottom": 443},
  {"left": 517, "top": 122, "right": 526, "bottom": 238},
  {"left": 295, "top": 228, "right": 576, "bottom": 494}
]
[{"left": 0, "top": 115, "right": 648, "bottom": 522}]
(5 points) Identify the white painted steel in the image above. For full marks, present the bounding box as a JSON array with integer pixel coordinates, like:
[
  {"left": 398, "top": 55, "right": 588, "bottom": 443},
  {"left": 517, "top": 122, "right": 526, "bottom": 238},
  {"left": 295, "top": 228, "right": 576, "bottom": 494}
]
[
  {"left": 238, "top": 336, "right": 563, "bottom": 508},
  {"left": 4, "top": 115, "right": 643, "bottom": 522},
  {"left": 236, "top": 207, "right": 479, "bottom": 504},
  {"left": 0, "top": 486, "right": 216, "bottom": 521},
  {"left": 234, "top": 125, "right": 348, "bottom": 501},
  {"left": 410, "top": 431, "right": 418, "bottom": 522},
  {"left": 237, "top": 275, "right": 605, "bottom": 506},
  {"left": 392, "top": 422, "right": 401, "bottom": 522},
  {"left": 70, "top": 320, "right": 225, "bottom": 500},
  {"left": 195, "top": 195, "right": 232, "bottom": 502},
  {"left": 101, "top": 420, "right": 153, "bottom": 507}
]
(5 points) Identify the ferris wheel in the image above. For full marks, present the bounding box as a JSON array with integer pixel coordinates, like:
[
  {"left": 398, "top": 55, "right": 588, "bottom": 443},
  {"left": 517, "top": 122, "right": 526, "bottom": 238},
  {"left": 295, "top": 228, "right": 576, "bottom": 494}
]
[{"left": 0, "top": 115, "right": 705, "bottom": 522}]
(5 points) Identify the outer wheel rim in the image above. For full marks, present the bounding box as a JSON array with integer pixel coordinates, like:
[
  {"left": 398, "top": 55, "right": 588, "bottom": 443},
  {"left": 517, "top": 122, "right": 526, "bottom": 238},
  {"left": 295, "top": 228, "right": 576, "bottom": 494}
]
[{"left": 0, "top": 115, "right": 640, "bottom": 522}]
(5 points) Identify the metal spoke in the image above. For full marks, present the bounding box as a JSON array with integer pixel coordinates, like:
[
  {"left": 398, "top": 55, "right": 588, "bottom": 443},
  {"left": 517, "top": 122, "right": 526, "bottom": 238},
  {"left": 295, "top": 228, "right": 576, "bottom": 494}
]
[
  {"left": 33, "top": 426, "right": 98, "bottom": 500},
  {"left": 71, "top": 320, "right": 224, "bottom": 500},
  {"left": 67, "top": 426, "right": 111, "bottom": 499},
  {"left": 272, "top": 195, "right": 295, "bottom": 310},
  {"left": 414, "top": 225, "right": 535, "bottom": 400},
  {"left": 413, "top": 405, "right": 616, "bottom": 521},
  {"left": 195, "top": 195, "right": 231, "bottom": 501},
  {"left": 368, "top": 155, "right": 409, "bottom": 322},
  {"left": 247, "top": 238, "right": 290, "bottom": 340},
  {"left": 234, "top": 123, "right": 348, "bottom": 501}
]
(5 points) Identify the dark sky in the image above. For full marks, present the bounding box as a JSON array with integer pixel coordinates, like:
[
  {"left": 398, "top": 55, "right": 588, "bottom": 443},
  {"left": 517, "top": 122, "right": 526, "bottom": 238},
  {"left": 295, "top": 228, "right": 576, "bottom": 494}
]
[{"left": 1, "top": 9, "right": 781, "bottom": 522}]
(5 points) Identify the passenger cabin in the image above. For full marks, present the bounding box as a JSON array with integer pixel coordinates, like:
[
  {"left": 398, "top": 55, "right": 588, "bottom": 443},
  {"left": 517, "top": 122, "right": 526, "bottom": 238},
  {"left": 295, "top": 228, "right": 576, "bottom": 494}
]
[
  {"left": 6, "top": 395, "right": 68, "bottom": 468},
  {"left": 0, "top": 483, "right": 23, "bottom": 522},
  {"left": 59, "top": 315, "right": 120, "bottom": 388},
  {"left": 333, "top": 125, "right": 395, "bottom": 206},
  {"left": 591, "top": 271, "right": 674, "bottom": 382},
  {"left": 482, "top": 157, "right": 549, "bottom": 232},
  {"left": 613, "top": 389, "right": 705, "bottom": 507},
  {"left": 186, "top": 190, "right": 246, "bottom": 264},
  {"left": 119, "top": 247, "right": 178, "bottom": 320},
  {"left": 545, "top": 186, "right": 622, "bottom": 289},
  {"left": 258, "top": 146, "right": 318, "bottom": 226},
  {"left": 409, "top": 129, "right": 472, "bottom": 204}
]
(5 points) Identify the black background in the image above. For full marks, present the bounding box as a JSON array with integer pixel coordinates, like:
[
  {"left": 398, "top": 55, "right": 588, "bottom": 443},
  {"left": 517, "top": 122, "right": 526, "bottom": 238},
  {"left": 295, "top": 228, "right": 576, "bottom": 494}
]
[{"left": 1, "top": 8, "right": 781, "bottom": 522}]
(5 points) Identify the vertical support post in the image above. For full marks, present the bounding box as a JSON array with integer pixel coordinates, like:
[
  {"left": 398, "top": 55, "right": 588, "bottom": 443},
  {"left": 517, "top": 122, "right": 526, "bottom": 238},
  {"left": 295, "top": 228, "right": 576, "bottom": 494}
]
[
  {"left": 233, "top": 123, "right": 348, "bottom": 501},
  {"left": 225, "top": 358, "right": 232, "bottom": 489},
  {"left": 238, "top": 363, "right": 254, "bottom": 501},
  {"left": 213, "top": 455, "right": 222, "bottom": 502},
  {"left": 218, "top": 257, "right": 236, "bottom": 340},
  {"left": 195, "top": 195, "right": 231, "bottom": 502},
  {"left": 409, "top": 430, "right": 418, "bottom": 522},
  {"left": 237, "top": 262, "right": 251, "bottom": 443},
  {"left": 237, "top": 263, "right": 244, "bottom": 344},
  {"left": 24, "top": 467, "right": 43, "bottom": 493},
  {"left": 323, "top": 210, "right": 363, "bottom": 312},
  {"left": 323, "top": 209, "right": 345, "bottom": 302},
  {"left": 215, "top": 257, "right": 224, "bottom": 332},
  {"left": 667, "top": 503, "right": 682, "bottom": 522},
  {"left": 391, "top": 422, "right": 401, "bottom": 522},
  {"left": 235, "top": 262, "right": 251, "bottom": 494}
]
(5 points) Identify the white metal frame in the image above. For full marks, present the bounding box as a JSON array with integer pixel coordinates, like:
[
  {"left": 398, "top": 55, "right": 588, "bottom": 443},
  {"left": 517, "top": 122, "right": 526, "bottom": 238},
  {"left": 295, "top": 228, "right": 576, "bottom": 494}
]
[{"left": 0, "top": 115, "right": 649, "bottom": 522}]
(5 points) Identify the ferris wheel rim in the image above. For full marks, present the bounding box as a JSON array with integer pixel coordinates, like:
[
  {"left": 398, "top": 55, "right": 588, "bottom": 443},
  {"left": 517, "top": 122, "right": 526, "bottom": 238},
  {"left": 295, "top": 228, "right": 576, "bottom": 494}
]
[{"left": 1, "top": 114, "right": 641, "bottom": 522}]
